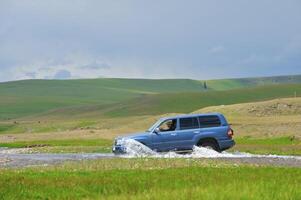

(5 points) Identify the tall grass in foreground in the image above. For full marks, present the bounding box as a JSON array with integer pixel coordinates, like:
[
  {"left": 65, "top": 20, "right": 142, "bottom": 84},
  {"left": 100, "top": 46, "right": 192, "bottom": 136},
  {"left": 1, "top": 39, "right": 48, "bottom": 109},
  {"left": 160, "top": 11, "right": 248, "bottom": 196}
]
[{"left": 0, "top": 160, "right": 300, "bottom": 199}]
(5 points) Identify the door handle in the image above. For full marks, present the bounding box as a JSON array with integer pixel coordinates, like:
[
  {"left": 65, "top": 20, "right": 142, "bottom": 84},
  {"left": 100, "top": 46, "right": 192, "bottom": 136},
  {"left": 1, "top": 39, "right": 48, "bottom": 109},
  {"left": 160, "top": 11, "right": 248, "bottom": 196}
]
[
  {"left": 193, "top": 131, "right": 200, "bottom": 134},
  {"left": 171, "top": 133, "right": 177, "bottom": 136}
]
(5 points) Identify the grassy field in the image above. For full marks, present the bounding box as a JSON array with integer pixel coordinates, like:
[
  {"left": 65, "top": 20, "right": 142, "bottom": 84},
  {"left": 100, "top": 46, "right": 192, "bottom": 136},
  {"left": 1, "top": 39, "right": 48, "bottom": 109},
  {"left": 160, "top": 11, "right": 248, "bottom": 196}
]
[
  {"left": 1, "top": 75, "right": 301, "bottom": 120},
  {"left": 0, "top": 159, "right": 300, "bottom": 199},
  {"left": 104, "top": 84, "right": 301, "bottom": 117},
  {"left": 230, "top": 137, "right": 301, "bottom": 155},
  {"left": 0, "top": 138, "right": 112, "bottom": 153},
  {"left": 0, "top": 78, "right": 205, "bottom": 119},
  {"left": 12, "top": 83, "right": 301, "bottom": 120}
]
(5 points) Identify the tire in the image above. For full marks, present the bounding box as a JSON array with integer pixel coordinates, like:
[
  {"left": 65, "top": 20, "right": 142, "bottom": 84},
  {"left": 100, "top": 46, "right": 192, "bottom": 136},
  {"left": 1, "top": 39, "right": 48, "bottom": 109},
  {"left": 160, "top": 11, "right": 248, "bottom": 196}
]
[{"left": 198, "top": 141, "right": 220, "bottom": 152}]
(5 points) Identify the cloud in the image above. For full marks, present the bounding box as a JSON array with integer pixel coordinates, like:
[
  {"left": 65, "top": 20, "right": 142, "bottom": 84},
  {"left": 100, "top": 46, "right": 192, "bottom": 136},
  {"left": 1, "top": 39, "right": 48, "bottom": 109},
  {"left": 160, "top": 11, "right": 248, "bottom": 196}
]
[
  {"left": 0, "top": 0, "right": 301, "bottom": 82},
  {"left": 24, "top": 72, "right": 36, "bottom": 79},
  {"left": 79, "top": 60, "right": 111, "bottom": 70},
  {"left": 53, "top": 70, "right": 71, "bottom": 79},
  {"left": 208, "top": 46, "right": 225, "bottom": 54},
  {"left": 38, "top": 67, "right": 52, "bottom": 72},
  {"left": 3, "top": 54, "right": 115, "bottom": 81}
]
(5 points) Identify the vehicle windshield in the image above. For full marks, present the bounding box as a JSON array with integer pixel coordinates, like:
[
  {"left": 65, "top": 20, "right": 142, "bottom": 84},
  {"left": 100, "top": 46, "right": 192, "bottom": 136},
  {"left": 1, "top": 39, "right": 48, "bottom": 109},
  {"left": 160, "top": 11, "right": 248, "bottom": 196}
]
[{"left": 146, "top": 119, "right": 164, "bottom": 132}]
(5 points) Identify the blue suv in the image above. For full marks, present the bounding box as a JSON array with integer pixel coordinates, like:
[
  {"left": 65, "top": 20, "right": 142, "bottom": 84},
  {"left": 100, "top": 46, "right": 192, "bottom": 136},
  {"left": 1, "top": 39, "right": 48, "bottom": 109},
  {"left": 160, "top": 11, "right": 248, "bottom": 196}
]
[{"left": 112, "top": 113, "right": 235, "bottom": 154}]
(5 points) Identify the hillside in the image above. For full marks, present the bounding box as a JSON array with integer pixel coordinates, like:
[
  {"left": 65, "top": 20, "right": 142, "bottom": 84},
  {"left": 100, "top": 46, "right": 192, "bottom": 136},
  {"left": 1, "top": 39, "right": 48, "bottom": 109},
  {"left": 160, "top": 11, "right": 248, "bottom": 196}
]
[
  {"left": 193, "top": 97, "right": 301, "bottom": 139},
  {"left": 104, "top": 84, "right": 301, "bottom": 117},
  {"left": 206, "top": 74, "right": 301, "bottom": 90},
  {"left": 1, "top": 75, "right": 301, "bottom": 120},
  {"left": 194, "top": 97, "right": 301, "bottom": 117},
  {"left": 0, "top": 78, "right": 204, "bottom": 119},
  {"left": 11, "top": 83, "right": 299, "bottom": 125}
]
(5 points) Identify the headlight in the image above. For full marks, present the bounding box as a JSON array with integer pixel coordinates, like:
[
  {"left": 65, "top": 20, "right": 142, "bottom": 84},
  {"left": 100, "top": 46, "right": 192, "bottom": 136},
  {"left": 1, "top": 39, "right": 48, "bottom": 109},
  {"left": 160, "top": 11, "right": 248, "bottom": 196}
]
[{"left": 115, "top": 138, "right": 123, "bottom": 146}]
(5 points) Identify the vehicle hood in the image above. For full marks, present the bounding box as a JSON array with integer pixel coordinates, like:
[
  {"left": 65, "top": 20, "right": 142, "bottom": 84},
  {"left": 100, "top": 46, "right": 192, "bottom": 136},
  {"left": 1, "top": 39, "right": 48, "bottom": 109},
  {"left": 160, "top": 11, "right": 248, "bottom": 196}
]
[{"left": 116, "top": 132, "right": 149, "bottom": 140}]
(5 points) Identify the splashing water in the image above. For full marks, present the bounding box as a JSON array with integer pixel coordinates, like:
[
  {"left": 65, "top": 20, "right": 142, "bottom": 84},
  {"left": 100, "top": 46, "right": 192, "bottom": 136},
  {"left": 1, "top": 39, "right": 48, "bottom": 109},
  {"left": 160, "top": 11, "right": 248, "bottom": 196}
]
[
  {"left": 119, "top": 139, "right": 301, "bottom": 160},
  {"left": 118, "top": 139, "right": 157, "bottom": 157}
]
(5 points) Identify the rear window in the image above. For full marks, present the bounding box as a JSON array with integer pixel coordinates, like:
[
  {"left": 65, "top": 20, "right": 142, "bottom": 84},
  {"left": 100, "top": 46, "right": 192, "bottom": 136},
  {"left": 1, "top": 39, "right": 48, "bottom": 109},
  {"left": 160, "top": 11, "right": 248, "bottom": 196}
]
[
  {"left": 179, "top": 117, "right": 199, "bottom": 130},
  {"left": 198, "top": 115, "right": 221, "bottom": 128}
]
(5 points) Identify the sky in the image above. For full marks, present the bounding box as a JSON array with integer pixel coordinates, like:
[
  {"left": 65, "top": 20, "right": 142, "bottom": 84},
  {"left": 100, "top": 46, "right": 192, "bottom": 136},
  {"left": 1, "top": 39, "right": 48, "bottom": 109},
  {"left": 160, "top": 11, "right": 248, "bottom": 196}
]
[{"left": 0, "top": 0, "right": 301, "bottom": 82}]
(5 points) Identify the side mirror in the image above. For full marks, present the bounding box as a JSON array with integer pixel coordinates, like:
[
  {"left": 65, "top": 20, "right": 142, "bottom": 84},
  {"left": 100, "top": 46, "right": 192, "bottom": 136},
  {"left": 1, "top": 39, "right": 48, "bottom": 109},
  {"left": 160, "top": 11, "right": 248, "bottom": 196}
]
[{"left": 153, "top": 127, "right": 160, "bottom": 134}]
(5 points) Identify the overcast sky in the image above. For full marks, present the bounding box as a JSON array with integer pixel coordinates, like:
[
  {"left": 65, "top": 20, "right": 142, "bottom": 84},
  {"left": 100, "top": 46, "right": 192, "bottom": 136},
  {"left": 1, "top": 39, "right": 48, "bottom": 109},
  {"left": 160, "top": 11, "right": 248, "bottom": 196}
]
[{"left": 0, "top": 0, "right": 301, "bottom": 82}]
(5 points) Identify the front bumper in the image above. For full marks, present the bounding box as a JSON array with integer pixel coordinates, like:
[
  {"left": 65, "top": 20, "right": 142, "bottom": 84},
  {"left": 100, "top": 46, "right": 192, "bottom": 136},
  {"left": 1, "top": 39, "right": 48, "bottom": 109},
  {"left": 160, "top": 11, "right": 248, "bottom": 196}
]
[
  {"left": 112, "top": 145, "right": 127, "bottom": 154},
  {"left": 219, "top": 139, "right": 235, "bottom": 151}
]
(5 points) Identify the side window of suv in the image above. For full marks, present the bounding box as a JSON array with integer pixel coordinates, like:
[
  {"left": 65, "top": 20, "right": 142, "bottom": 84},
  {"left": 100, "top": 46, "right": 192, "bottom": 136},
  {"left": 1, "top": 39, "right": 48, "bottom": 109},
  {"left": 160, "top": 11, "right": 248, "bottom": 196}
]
[
  {"left": 179, "top": 117, "right": 199, "bottom": 130},
  {"left": 159, "top": 119, "right": 177, "bottom": 132},
  {"left": 198, "top": 115, "right": 221, "bottom": 128}
]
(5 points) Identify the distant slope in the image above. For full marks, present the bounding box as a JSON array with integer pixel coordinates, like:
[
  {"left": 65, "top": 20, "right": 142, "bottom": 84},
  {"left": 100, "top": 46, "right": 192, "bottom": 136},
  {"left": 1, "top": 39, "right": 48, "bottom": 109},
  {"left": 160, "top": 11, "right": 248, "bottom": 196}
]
[
  {"left": 193, "top": 97, "right": 301, "bottom": 138},
  {"left": 0, "top": 78, "right": 204, "bottom": 119},
  {"left": 206, "top": 74, "right": 301, "bottom": 90},
  {"left": 37, "top": 84, "right": 301, "bottom": 119},
  {"left": 104, "top": 84, "right": 301, "bottom": 117},
  {"left": 193, "top": 97, "right": 301, "bottom": 117}
]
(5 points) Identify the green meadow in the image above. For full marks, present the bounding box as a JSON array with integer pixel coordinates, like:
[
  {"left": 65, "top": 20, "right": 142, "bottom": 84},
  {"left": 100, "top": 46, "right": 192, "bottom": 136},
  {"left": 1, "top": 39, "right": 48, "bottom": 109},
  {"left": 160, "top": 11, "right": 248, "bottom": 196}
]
[
  {"left": 0, "top": 78, "right": 205, "bottom": 119},
  {"left": 104, "top": 83, "right": 301, "bottom": 117},
  {"left": 1, "top": 75, "right": 301, "bottom": 119},
  {"left": 0, "top": 159, "right": 300, "bottom": 199}
]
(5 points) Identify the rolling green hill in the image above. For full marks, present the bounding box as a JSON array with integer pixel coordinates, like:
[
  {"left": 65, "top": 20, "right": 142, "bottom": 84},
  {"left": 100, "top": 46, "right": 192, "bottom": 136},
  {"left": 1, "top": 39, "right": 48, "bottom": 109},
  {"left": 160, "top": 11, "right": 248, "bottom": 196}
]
[
  {"left": 104, "top": 84, "right": 301, "bottom": 117},
  {"left": 1, "top": 75, "right": 301, "bottom": 120},
  {"left": 31, "top": 83, "right": 301, "bottom": 120},
  {"left": 0, "top": 78, "right": 205, "bottom": 119}
]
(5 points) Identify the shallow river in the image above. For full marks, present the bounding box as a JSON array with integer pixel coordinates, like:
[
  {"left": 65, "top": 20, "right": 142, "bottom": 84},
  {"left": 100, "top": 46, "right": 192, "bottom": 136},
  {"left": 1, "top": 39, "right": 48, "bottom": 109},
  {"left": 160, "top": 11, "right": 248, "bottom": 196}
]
[{"left": 1, "top": 139, "right": 301, "bottom": 168}]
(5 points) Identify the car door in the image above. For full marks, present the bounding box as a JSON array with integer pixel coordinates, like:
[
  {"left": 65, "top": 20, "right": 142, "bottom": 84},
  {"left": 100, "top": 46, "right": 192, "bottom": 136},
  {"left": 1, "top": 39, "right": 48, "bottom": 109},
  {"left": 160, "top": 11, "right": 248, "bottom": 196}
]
[
  {"left": 173, "top": 117, "right": 200, "bottom": 150},
  {"left": 151, "top": 119, "right": 179, "bottom": 151}
]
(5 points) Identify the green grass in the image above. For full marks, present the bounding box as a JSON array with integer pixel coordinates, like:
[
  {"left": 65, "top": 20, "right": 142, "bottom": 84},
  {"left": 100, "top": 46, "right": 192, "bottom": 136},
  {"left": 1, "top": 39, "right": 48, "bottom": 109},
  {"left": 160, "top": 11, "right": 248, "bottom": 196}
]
[
  {"left": 235, "top": 136, "right": 300, "bottom": 145},
  {"left": 0, "top": 78, "right": 205, "bottom": 119},
  {"left": 0, "top": 139, "right": 112, "bottom": 148},
  {"left": 0, "top": 124, "right": 14, "bottom": 132},
  {"left": 34, "top": 82, "right": 300, "bottom": 119},
  {"left": 0, "top": 160, "right": 300, "bottom": 199},
  {"left": 231, "top": 137, "right": 301, "bottom": 155},
  {"left": 0, "top": 139, "right": 113, "bottom": 153},
  {"left": 0, "top": 120, "right": 102, "bottom": 134},
  {"left": 1, "top": 75, "right": 301, "bottom": 120}
]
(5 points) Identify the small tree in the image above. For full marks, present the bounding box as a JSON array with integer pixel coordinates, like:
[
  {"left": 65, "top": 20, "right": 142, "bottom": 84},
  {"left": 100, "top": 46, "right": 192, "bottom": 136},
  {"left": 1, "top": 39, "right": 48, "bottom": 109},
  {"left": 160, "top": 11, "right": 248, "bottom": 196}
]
[{"left": 203, "top": 81, "right": 208, "bottom": 90}]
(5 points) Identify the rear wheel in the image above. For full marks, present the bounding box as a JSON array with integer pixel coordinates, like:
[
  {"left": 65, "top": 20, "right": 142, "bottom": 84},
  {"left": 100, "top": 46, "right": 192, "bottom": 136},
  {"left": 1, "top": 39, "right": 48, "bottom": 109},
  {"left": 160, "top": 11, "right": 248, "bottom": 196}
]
[{"left": 198, "top": 140, "right": 220, "bottom": 152}]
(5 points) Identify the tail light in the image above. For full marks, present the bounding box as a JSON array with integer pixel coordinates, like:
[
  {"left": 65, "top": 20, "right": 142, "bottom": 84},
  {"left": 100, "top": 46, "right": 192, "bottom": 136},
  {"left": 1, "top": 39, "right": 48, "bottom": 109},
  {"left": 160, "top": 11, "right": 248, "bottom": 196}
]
[{"left": 227, "top": 127, "right": 234, "bottom": 139}]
